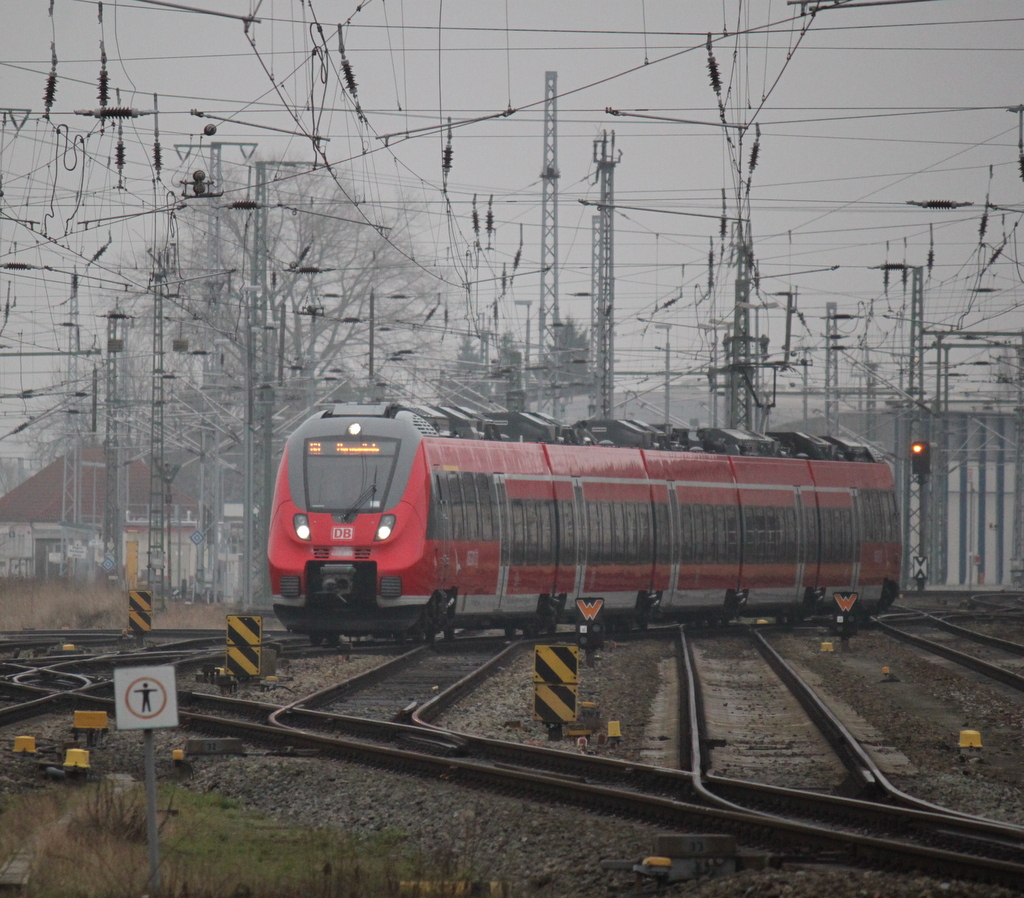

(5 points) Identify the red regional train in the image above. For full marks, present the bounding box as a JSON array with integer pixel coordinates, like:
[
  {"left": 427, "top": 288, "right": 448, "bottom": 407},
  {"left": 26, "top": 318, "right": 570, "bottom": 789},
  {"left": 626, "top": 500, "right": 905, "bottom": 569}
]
[{"left": 268, "top": 403, "right": 901, "bottom": 644}]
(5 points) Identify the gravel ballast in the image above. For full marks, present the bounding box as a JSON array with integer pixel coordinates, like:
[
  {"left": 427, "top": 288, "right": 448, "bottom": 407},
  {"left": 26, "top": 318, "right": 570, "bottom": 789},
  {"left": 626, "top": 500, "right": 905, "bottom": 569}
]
[{"left": 1, "top": 629, "right": 1022, "bottom": 896}]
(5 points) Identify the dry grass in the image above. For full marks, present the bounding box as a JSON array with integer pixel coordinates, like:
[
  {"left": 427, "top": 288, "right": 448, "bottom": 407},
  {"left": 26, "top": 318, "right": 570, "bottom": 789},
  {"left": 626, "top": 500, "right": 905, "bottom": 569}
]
[
  {"left": 13, "top": 783, "right": 476, "bottom": 898},
  {"left": 0, "top": 581, "right": 239, "bottom": 631}
]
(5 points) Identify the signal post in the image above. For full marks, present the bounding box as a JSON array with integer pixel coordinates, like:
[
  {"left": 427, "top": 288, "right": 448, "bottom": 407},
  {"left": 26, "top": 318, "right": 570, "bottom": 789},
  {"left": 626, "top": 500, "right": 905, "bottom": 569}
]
[{"left": 911, "top": 441, "right": 931, "bottom": 591}]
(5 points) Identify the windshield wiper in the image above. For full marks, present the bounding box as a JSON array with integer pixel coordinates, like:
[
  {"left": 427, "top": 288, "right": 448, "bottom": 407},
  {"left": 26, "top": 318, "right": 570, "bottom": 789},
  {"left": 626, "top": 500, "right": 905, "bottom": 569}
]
[{"left": 340, "top": 481, "right": 377, "bottom": 521}]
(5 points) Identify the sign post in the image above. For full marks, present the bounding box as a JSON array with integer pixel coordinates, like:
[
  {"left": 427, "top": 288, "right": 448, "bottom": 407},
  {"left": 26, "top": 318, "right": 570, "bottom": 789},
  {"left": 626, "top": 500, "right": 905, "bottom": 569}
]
[
  {"left": 113, "top": 665, "right": 179, "bottom": 892},
  {"left": 575, "top": 598, "right": 605, "bottom": 667},
  {"left": 833, "top": 592, "right": 859, "bottom": 649}
]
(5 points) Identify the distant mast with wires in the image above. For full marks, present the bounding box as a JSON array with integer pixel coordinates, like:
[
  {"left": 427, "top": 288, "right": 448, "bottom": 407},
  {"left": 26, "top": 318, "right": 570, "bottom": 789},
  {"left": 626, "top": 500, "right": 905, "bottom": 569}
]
[{"left": 539, "top": 71, "right": 560, "bottom": 416}]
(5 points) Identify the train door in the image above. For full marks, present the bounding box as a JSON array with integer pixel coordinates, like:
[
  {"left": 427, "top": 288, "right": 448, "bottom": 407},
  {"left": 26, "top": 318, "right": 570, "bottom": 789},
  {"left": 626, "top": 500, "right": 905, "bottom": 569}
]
[
  {"left": 662, "top": 483, "right": 681, "bottom": 609},
  {"left": 571, "top": 478, "right": 587, "bottom": 597},
  {"left": 494, "top": 473, "right": 511, "bottom": 608},
  {"left": 795, "top": 486, "right": 812, "bottom": 596},
  {"left": 430, "top": 468, "right": 453, "bottom": 588}
]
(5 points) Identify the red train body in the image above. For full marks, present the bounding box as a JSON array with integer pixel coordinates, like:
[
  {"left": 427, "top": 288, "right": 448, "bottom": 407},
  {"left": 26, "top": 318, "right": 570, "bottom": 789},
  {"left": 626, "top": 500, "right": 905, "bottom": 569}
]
[{"left": 268, "top": 404, "right": 901, "bottom": 643}]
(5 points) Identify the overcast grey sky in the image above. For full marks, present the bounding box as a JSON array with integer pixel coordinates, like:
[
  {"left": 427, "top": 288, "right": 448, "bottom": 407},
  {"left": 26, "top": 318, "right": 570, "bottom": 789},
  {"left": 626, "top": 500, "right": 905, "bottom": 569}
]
[{"left": 1, "top": 0, "right": 1023, "bottom": 442}]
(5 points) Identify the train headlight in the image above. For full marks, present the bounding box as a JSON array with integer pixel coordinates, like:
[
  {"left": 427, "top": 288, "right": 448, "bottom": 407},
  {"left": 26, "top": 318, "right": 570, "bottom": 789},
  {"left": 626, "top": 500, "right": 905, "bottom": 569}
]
[
  {"left": 375, "top": 514, "right": 396, "bottom": 541},
  {"left": 293, "top": 513, "right": 311, "bottom": 541}
]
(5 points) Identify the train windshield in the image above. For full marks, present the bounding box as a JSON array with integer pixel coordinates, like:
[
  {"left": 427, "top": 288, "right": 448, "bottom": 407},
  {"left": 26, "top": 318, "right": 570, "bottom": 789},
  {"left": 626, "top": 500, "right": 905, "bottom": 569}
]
[{"left": 304, "top": 437, "right": 401, "bottom": 513}]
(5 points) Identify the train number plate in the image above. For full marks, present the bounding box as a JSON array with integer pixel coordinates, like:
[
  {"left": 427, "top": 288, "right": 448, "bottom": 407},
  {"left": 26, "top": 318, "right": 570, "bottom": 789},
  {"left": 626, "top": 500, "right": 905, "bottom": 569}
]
[{"left": 331, "top": 526, "right": 354, "bottom": 541}]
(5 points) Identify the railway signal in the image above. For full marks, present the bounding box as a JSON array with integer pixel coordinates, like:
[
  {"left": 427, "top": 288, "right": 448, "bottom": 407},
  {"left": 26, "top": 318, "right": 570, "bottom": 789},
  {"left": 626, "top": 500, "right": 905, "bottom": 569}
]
[
  {"left": 910, "top": 440, "right": 930, "bottom": 480},
  {"left": 575, "top": 598, "right": 606, "bottom": 654}
]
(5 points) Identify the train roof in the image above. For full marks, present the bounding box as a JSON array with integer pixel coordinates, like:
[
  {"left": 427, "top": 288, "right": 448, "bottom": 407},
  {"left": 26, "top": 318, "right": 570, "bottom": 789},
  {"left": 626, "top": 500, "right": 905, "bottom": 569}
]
[{"left": 314, "top": 402, "right": 883, "bottom": 463}]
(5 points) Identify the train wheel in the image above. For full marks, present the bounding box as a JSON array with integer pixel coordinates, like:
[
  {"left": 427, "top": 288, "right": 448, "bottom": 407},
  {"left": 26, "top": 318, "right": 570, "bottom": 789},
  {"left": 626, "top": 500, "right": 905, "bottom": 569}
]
[
  {"left": 504, "top": 626, "right": 517, "bottom": 638},
  {"left": 325, "top": 633, "right": 341, "bottom": 648},
  {"left": 309, "top": 633, "right": 325, "bottom": 647}
]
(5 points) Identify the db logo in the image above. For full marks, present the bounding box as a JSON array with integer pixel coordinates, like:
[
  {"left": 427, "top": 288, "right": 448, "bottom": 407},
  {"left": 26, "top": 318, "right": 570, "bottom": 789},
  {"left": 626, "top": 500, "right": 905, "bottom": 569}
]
[{"left": 331, "top": 526, "right": 354, "bottom": 541}]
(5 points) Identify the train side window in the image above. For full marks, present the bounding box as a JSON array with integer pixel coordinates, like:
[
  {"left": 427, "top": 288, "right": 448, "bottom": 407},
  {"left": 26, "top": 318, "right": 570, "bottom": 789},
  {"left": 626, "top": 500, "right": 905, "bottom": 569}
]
[
  {"left": 447, "top": 472, "right": 465, "bottom": 541},
  {"left": 540, "top": 499, "right": 556, "bottom": 565},
  {"left": 600, "top": 502, "right": 613, "bottom": 564},
  {"left": 704, "top": 505, "right": 717, "bottom": 564},
  {"left": 682, "top": 503, "right": 697, "bottom": 564},
  {"left": 638, "top": 501, "right": 654, "bottom": 563},
  {"left": 694, "top": 504, "right": 709, "bottom": 563},
  {"left": 477, "top": 473, "right": 495, "bottom": 541},
  {"left": 461, "top": 473, "right": 480, "bottom": 541},
  {"left": 820, "top": 508, "right": 834, "bottom": 561},
  {"left": 586, "top": 501, "right": 597, "bottom": 562},
  {"left": 717, "top": 504, "right": 730, "bottom": 564},
  {"left": 426, "top": 472, "right": 445, "bottom": 540},
  {"left": 768, "top": 506, "right": 780, "bottom": 560},
  {"left": 743, "top": 505, "right": 762, "bottom": 563},
  {"left": 781, "top": 507, "right": 798, "bottom": 561},
  {"left": 802, "top": 502, "right": 818, "bottom": 560},
  {"left": 604, "top": 502, "right": 615, "bottom": 564},
  {"left": 532, "top": 497, "right": 548, "bottom": 561},
  {"left": 509, "top": 498, "right": 526, "bottom": 564},
  {"left": 652, "top": 499, "right": 667, "bottom": 565},
  {"left": 619, "top": 502, "right": 632, "bottom": 563},
  {"left": 723, "top": 504, "right": 740, "bottom": 565},
  {"left": 616, "top": 502, "right": 629, "bottom": 563},
  {"left": 559, "top": 497, "right": 577, "bottom": 566}
]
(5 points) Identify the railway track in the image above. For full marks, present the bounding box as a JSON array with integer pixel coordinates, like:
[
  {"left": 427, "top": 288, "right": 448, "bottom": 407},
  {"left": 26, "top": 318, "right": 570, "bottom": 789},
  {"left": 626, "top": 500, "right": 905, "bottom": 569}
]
[
  {"left": 876, "top": 611, "right": 1024, "bottom": 692},
  {"left": 3, "top": 628, "right": 1024, "bottom": 887},
  {"left": 177, "top": 630, "right": 1024, "bottom": 886}
]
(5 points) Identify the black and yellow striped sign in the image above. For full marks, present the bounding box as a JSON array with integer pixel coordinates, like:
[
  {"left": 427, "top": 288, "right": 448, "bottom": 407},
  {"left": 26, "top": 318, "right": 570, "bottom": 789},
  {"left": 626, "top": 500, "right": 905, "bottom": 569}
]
[
  {"left": 128, "top": 590, "right": 153, "bottom": 634},
  {"left": 533, "top": 644, "right": 579, "bottom": 684},
  {"left": 533, "top": 683, "right": 578, "bottom": 723},
  {"left": 225, "top": 615, "right": 262, "bottom": 677}
]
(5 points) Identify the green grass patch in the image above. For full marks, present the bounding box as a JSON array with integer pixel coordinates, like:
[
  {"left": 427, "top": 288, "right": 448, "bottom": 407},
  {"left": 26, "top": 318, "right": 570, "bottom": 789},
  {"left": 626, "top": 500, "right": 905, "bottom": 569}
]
[{"left": 9, "top": 782, "right": 481, "bottom": 898}]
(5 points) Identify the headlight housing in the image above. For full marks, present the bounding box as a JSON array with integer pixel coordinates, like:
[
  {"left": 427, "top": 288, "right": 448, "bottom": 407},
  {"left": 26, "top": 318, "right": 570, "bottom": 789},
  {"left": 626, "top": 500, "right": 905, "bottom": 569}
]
[
  {"left": 375, "top": 514, "right": 396, "bottom": 541},
  {"left": 293, "top": 513, "right": 311, "bottom": 541}
]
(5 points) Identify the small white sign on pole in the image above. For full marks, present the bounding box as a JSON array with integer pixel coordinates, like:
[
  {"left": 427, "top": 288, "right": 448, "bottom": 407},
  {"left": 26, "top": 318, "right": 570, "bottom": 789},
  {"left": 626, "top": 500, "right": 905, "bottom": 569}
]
[
  {"left": 113, "top": 665, "right": 179, "bottom": 730},
  {"left": 112, "top": 664, "right": 179, "bottom": 894}
]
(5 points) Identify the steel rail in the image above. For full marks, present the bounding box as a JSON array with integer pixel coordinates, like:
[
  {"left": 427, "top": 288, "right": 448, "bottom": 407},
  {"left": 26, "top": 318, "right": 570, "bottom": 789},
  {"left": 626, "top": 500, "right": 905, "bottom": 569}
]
[
  {"left": 875, "top": 618, "right": 1024, "bottom": 692},
  {"left": 178, "top": 703, "right": 1024, "bottom": 887}
]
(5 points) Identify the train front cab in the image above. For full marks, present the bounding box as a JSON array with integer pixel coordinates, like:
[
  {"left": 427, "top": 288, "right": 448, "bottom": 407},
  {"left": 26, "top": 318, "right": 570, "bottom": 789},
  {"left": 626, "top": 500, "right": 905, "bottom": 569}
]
[{"left": 268, "top": 409, "right": 437, "bottom": 642}]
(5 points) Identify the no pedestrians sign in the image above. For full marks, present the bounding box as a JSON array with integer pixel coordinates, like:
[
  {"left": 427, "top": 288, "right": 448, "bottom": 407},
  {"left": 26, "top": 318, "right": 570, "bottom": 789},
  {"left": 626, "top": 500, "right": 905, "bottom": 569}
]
[{"left": 113, "top": 665, "right": 179, "bottom": 730}]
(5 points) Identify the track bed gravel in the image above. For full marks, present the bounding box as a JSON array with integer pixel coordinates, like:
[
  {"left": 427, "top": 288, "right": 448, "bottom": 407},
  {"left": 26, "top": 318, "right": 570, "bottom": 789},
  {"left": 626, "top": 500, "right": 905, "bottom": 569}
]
[
  {"left": 1, "top": 633, "right": 1022, "bottom": 896},
  {"left": 771, "top": 627, "right": 1024, "bottom": 825}
]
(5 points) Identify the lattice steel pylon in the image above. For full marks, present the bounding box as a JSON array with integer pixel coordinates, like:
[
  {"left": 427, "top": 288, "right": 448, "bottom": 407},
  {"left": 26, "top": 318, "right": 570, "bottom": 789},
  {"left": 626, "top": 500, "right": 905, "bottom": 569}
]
[
  {"left": 147, "top": 250, "right": 169, "bottom": 600},
  {"left": 1013, "top": 337, "right": 1024, "bottom": 586},
  {"left": 824, "top": 302, "right": 839, "bottom": 436},
  {"left": 61, "top": 272, "right": 82, "bottom": 576},
  {"left": 900, "top": 266, "right": 927, "bottom": 589},
  {"left": 591, "top": 131, "right": 620, "bottom": 419},
  {"left": 725, "top": 226, "right": 754, "bottom": 431},
  {"left": 102, "top": 309, "right": 128, "bottom": 580},
  {"left": 538, "top": 71, "right": 561, "bottom": 415}
]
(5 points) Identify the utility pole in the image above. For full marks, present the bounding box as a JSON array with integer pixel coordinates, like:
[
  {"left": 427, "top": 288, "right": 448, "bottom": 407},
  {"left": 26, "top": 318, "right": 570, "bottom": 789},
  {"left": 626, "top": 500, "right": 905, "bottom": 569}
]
[
  {"left": 726, "top": 222, "right": 754, "bottom": 431},
  {"left": 241, "top": 159, "right": 304, "bottom": 608},
  {"left": 824, "top": 303, "right": 839, "bottom": 435},
  {"left": 147, "top": 249, "right": 169, "bottom": 602},
  {"left": 103, "top": 310, "right": 128, "bottom": 582},
  {"left": 899, "top": 266, "right": 926, "bottom": 590},
  {"left": 539, "top": 71, "right": 561, "bottom": 416},
  {"left": 655, "top": 323, "right": 671, "bottom": 430},
  {"left": 61, "top": 273, "right": 82, "bottom": 578},
  {"left": 1013, "top": 335, "right": 1024, "bottom": 586},
  {"left": 176, "top": 140, "right": 256, "bottom": 602},
  {"left": 591, "top": 131, "right": 620, "bottom": 418}
]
